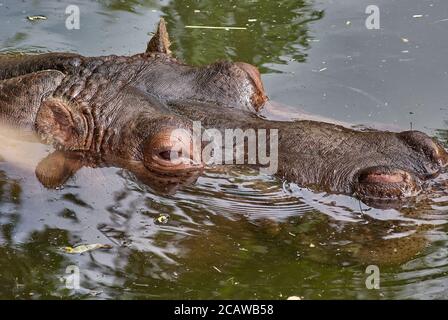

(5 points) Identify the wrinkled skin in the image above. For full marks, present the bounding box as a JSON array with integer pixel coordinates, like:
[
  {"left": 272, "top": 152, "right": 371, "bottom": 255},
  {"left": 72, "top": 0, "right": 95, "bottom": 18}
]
[{"left": 0, "top": 19, "right": 447, "bottom": 206}]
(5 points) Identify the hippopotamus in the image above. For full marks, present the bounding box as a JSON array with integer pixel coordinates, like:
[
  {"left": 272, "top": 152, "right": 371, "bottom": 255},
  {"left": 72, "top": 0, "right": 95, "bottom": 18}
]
[{"left": 0, "top": 18, "right": 447, "bottom": 206}]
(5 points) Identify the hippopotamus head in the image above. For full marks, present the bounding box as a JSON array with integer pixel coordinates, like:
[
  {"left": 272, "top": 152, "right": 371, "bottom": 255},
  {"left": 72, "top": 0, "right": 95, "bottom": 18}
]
[{"left": 2, "top": 18, "right": 447, "bottom": 208}]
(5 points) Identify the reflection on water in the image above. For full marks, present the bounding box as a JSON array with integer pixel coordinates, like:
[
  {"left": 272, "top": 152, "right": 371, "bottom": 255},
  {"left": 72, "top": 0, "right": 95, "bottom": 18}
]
[
  {"left": 1, "top": 0, "right": 448, "bottom": 299},
  {"left": 160, "top": 0, "right": 323, "bottom": 70}
]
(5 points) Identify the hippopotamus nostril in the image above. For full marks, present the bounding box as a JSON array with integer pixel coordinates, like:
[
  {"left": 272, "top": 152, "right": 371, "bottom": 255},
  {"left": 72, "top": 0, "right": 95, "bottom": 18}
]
[
  {"left": 398, "top": 130, "right": 448, "bottom": 168},
  {"left": 354, "top": 166, "right": 422, "bottom": 200}
]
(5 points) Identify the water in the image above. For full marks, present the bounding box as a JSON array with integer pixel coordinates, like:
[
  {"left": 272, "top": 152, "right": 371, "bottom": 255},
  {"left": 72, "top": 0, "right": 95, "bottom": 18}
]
[{"left": 1, "top": 0, "right": 448, "bottom": 299}]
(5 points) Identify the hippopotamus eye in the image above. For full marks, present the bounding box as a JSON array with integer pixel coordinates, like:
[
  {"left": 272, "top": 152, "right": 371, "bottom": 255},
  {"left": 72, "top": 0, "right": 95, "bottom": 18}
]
[
  {"left": 143, "top": 128, "right": 203, "bottom": 174},
  {"left": 158, "top": 150, "right": 174, "bottom": 161},
  {"left": 157, "top": 150, "right": 183, "bottom": 162}
]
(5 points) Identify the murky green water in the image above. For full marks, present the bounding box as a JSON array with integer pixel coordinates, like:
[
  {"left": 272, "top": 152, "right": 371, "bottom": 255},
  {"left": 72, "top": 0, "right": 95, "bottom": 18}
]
[{"left": 1, "top": 0, "right": 448, "bottom": 299}]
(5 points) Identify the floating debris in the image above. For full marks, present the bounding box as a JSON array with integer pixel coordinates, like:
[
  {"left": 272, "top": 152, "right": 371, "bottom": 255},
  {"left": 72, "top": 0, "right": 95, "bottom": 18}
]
[
  {"left": 401, "top": 37, "right": 409, "bottom": 43},
  {"left": 434, "top": 18, "right": 448, "bottom": 24},
  {"left": 346, "top": 20, "right": 351, "bottom": 26},
  {"left": 287, "top": 296, "right": 303, "bottom": 300},
  {"left": 319, "top": 67, "right": 327, "bottom": 72},
  {"left": 412, "top": 14, "right": 423, "bottom": 18},
  {"left": 399, "top": 58, "right": 415, "bottom": 62},
  {"left": 309, "top": 243, "right": 316, "bottom": 248},
  {"left": 154, "top": 213, "right": 169, "bottom": 225},
  {"left": 185, "top": 25, "right": 247, "bottom": 30},
  {"left": 88, "top": 290, "right": 103, "bottom": 297},
  {"left": 63, "top": 243, "right": 112, "bottom": 254},
  {"left": 27, "top": 15, "right": 47, "bottom": 21},
  {"left": 194, "top": 9, "right": 201, "bottom": 13},
  {"left": 213, "top": 266, "right": 222, "bottom": 273},
  {"left": 133, "top": 283, "right": 150, "bottom": 287},
  {"left": 248, "top": 18, "right": 257, "bottom": 22}
]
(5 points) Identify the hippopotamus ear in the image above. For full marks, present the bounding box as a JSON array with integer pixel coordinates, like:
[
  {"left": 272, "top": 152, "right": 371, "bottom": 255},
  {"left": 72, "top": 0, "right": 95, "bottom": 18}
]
[
  {"left": 35, "top": 99, "right": 88, "bottom": 150},
  {"left": 146, "top": 18, "right": 172, "bottom": 55},
  {"left": 35, "top": 151, "right": 84, "bottom": 188}
]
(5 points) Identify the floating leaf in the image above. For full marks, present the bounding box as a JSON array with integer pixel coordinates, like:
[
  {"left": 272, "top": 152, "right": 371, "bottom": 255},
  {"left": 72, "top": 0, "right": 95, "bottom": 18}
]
[
  {"left": 63, "top": 243, "right": 112, "bottom": 254},
  {"left": 27, "top": 15, "right": 47, "bottom": 21},
  {"left": 154, "top": 214, "right": 169, "bottom": 225}
]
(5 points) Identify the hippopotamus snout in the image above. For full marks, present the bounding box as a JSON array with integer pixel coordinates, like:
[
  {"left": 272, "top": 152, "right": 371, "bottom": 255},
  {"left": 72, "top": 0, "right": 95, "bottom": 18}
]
[
  {"left": 353, "top": 131, "right": 448, "bottom": 202},
  {"left": 398, "top": 130, "right": 448, "bottom": 174},
  {"left": 354, "top": 166, "right": 422, "bottom": 200}
]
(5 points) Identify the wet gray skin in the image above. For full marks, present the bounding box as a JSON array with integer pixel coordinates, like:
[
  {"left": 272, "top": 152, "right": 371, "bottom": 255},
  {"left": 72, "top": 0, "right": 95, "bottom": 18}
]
[{"left": 0, "top": 18, "right": 447, "bottom": 207}]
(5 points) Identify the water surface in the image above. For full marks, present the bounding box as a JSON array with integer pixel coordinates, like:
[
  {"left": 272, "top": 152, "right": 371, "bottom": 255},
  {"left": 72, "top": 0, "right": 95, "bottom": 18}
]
[{"left": 1, "top": 0, "right": 448, "bottom": 299}]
